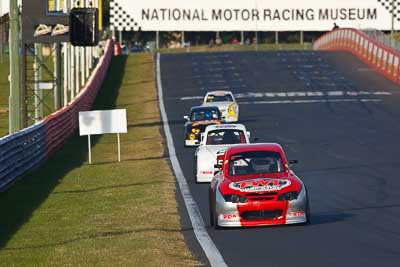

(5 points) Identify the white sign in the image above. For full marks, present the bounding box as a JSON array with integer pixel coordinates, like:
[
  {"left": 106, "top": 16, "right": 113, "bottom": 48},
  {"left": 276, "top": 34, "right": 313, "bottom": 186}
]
[
  {"left": 79, "top": 109, "right": 127, "bottom": 164},
  {"left": 79, "top": 109, "right": 127, "bottom": 136},
  {"left": 39, "top": 82, "right": 54, "bottom": 90},
  {"left": 0, "top": 0, "right": 9, "bottom": 17},
  {"left": 110, "top": 0, "right": 399, "bottom": 31}
]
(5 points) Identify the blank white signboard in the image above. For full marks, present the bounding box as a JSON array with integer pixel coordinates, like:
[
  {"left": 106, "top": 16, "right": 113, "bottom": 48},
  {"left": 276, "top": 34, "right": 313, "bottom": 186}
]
[
  {"left": 110, "top": 0, "right": 399, "bottom": 31},
  {"left": 79, "top": 109, "right": 128, "bottom": 136}
]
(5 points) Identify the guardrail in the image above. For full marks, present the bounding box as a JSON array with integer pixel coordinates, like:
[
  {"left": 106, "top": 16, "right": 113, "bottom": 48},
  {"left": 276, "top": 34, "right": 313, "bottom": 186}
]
[
  {"left": 313, "top": 28, "right": 400, "bottom": 84},
  {"left": 0, "top": 40, "right": 113, "bottom": 191},
  {"left": 362, "top": 29, "right": 400, "bottom": 52}
]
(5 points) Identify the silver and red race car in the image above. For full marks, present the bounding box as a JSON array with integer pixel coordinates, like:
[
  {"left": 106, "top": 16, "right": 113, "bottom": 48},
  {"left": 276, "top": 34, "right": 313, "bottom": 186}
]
[
  {"left": 209, "top": 143, "right": 310, "bottom": 228},
  {"left": 194, "top": 124, "right": 250, "bottom": 183}
]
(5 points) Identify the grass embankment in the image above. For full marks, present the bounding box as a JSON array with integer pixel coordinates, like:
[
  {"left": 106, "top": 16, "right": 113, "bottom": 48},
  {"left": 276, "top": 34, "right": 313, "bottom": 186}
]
[
  {"left": 0, "top": 54, "right": 200, "bottom": 266},
  {"left": 159, "top": 42, "right": 312, "bottom": 53},
  {"left": 0, "top": 57, "right": 9, "bottom": 137}
]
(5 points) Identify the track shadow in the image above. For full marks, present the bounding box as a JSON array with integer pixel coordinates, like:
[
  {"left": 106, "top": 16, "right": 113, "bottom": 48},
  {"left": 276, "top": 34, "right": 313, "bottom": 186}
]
[
  {"left": 0, "top": 56, "right": 128, "bottom": 249},
  {"left": 1, "top": 227, "right": 194, "bottom": 251},
  {"left": 90, "top": 155, "right": 168, "bottom": 166},
  {"left": 309, "top": 212, "right": 354, "bottom": 225},
  {"left": 127, "top": 119, "right": 185, "bottom": 129},
  {"left": 51, "top": 180, "right": 173, "bottom": 195}
]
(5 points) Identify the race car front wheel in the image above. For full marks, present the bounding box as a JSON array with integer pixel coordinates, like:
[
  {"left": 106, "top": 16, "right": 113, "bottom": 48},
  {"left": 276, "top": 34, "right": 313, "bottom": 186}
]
[
  {"left": 209, "top": 190, "right": 221, "bottom": 230},
  {"left": 209, "top": 189, "right": 215, "bottom": 226},
  {"left": 304, "top": 186, "right": 311, "bottom": 225},
  {"left": 305, "top": 197, "right": 311, "bottom": 224},
  {"left": 193, "top": 156, "right": 198, "bottom": 183}
]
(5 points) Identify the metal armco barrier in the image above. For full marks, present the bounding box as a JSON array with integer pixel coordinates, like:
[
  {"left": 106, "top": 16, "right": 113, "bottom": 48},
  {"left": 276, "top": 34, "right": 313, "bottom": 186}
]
[
  {"left": 313, "top": 28, "right": 400, "bottom": 84},
  {"left": 0, "top": 40, "right": 113, "bottom": 191}
]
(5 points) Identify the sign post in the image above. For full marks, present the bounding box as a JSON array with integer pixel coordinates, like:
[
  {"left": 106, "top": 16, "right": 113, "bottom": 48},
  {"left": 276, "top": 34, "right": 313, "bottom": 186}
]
[
  {"left": 9, "top": 0, "right": 22, "bottom": 133},
  {"left": 117, "top": 133, "right": 121, "bottom": 162},
  {"left": 88, "top": 135, "right": 92, "bottom": 164}
]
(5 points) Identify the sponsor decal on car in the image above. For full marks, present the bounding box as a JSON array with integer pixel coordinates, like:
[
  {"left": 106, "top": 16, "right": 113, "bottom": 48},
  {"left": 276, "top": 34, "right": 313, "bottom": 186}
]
[
  {"left": 228, "top": 103, "right": 238, "bottom": 119},
  {"left": 201, "top": 170, "right": 214, "bottom": 175},
  {"left": 213, "top": 92, "right": 227, "bottom": 96},
  {"left": 213, "top": 125, "right": 238, "bottom": 129},
  {"left": 192, "top": 120, "right": 222, "bottom": 126},
  {"left": 290, "top": 211, "right": 305, "bottom": 217},
  {"left": 221, "top": 214, "right": 238, "bottom": 220},
  {"left": 216, "top": 150, "right": 226, "bottom": 155},
  {"left": 229, "top": 178, "right": 291, "bottom": 193}
]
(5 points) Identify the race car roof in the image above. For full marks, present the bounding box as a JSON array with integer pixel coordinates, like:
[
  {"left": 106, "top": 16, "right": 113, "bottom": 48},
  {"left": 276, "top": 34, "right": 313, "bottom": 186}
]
[
  {"left": 205, "top": 124, "right": 247, "bottom": 132},
  {"left": 190, "top": 105, "right": 220, "bottom": 112},
  {"left": 205, "top": 90, "right": 234, "bottom": 96},
  {"left": 225, "top": 143, "right": 285, "bottom": 156}
]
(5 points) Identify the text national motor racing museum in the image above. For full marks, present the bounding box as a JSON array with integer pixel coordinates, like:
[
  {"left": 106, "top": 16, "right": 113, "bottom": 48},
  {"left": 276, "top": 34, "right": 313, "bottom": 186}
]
[
  {"left": 142, "top": 8, "right": 378, "bottom": 22},
  {"left": 111, "top": 0, "right": 399, "bottom": 31}
]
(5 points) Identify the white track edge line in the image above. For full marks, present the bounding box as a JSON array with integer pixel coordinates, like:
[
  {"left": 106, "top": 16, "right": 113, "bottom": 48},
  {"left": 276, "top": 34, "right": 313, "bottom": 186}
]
[
  {"left": 239, "top": 99, "right": 383, "bottom": 105},
  {"left": 156, "top": 54, "right": 228, "bottom": 267}
]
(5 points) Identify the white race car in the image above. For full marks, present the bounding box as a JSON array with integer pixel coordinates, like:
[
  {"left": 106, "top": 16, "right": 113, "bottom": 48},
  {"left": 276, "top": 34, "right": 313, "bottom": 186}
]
[
  {"left": 194, "top": 124, "right": 250, "bottom": 183},
  {"left": 202, "top": 91, "right": 239, "bottom": 122}
]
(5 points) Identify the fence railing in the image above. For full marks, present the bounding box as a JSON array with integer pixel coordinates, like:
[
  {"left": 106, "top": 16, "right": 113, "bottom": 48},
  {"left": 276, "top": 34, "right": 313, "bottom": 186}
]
[
  {"left": 313, "top": 28, "right": 400, "bottom": 84},
  {"left": 0, "top": 40, "right": 113, "bottom": 191},
  {"left": 362, "top": 29, "right": 400, "bottom": 52}
]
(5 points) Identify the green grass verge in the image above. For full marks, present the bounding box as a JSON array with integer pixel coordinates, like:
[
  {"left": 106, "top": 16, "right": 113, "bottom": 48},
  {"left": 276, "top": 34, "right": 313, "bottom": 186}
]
[
  {"left": 0, "top": 54, "right": 201, "bottom": 266},
  {"left": 159, "top": 42, "right": 312, "bottom": 53}
]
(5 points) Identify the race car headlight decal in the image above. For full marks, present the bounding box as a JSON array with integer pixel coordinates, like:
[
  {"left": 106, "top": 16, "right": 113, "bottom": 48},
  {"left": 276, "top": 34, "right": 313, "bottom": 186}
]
[
  {"left": 223, "top": 194, "right": 247, "bottom": 203},
  {"left": 277, "top": 191, "right": 299, "bottom": 201},
  {"left": 228, "top": 103, "right": 237, "bottom": 117},
  {"left": 189, "top": 133, "right": 196, "bottom": 140},
  {"left": 191, "top": 128, "right": 200, "bottom": 133}
]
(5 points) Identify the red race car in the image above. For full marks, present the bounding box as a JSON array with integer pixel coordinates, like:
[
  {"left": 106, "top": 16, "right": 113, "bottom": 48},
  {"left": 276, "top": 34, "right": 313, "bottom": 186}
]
[{"left": 209, "top": 143, "right": 310, "bottom": 228}]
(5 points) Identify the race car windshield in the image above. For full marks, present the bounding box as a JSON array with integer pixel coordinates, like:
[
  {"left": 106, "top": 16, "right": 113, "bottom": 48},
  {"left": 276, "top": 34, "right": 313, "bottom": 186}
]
[
  {"left": 206, "top": 94, "right": 234, "bottom": 102},
  {"left": 206, "top": 129, "right": 246, "bottom": 145},
  {"left": 228, "top": 151, "right": 285, "bottom": 176},
  {"left": 190, "top": 109, "right": 220, "bottom": 121}
]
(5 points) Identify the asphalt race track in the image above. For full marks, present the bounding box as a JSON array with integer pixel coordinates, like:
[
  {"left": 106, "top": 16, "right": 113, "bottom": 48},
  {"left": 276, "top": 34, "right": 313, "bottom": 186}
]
[{"left": 159, "top": 50, "right": 400, "bottom": 267}]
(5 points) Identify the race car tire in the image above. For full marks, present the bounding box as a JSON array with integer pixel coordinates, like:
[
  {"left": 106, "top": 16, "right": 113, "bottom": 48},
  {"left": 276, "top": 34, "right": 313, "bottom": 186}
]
[
  {"left": 305, "top": 198, "right": 311, "bottom": 224},
  {"left": 301, "top": 187, "right": 311, "bottom": 225},
  {"left": 209, "top": 190, "right": 220, "bottom": 229},
  {"left": 209, "top": 203, "right": 214, "bottom": 227},
  {"left": 305, "top": 187, "right": 311, "bottom": 224},
  {"left": 213, "top": 209, "right": 221, "bottom": 230},
  {"left": 195, "top": 157, "right": 211, "bottom": 183},
  {"left": 193, "top": 156, "right": 199, "bottom": 183}
]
